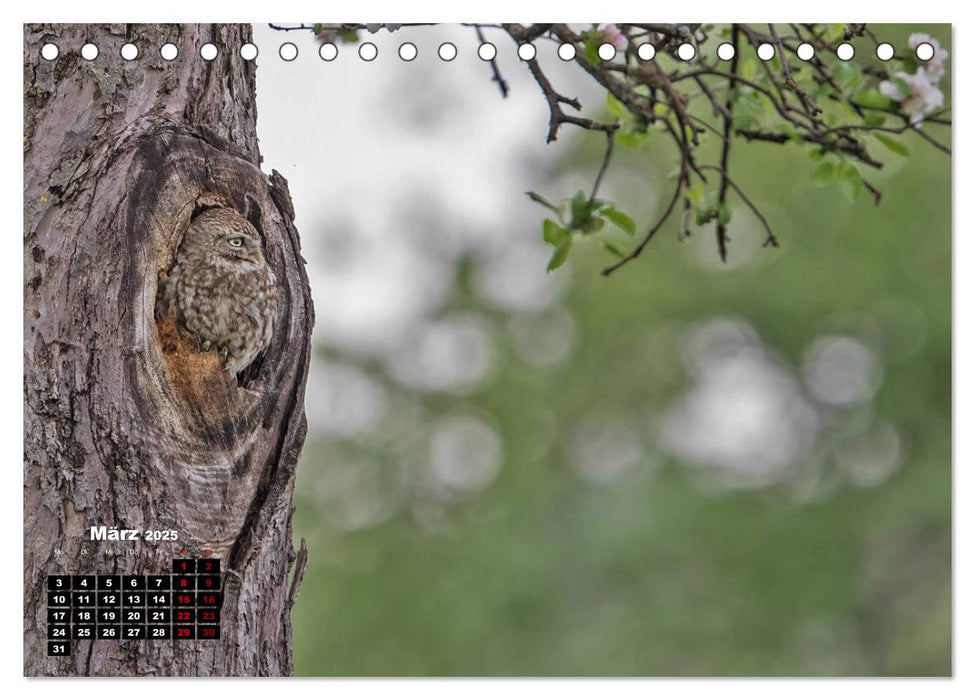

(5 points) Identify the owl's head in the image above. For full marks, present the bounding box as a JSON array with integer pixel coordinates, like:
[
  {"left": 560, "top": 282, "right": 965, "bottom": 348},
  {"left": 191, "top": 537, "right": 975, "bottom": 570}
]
[{"left": 185, "top": 208, "right": 268, "bottom": 268}]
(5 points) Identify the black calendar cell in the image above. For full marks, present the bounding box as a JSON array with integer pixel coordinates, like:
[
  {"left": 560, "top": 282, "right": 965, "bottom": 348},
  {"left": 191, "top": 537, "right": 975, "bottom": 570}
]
[
  {"left": 147, "top": 608, "right": 171, "bottom": 624},
  {"left": 174, "top": 609, "right": 196, "bottom": 624},
  {"left": 98, "top": 591, "right": 120, "bottom": 607},
  {"left": 96, "top": 625, "right": 121, "bottom": 640},
  {"left": 174, "top": 625, "right": 196, "bottom": 640},
  {"left": 72, "top": 609, "right": 96, "bottom": 624},
  {"left": 197, "top": 559, "right": 220, "bottom": 574},
  {"left": 47, "top": 624, "right": 70, "bottom": 640},
  {"left": 148, "top": 625, "right": 171, "bottom": 640},
  {"left": 174, "top": 592, "right": 195, "bottom": 607},
  {"left": 123, "top": 591, "right": 145, "bottom": 606},
  {"left": 147, "top": 575, "right": 171, "bottom": 591},
  {"left": 122, "top": 625, "right": 146, "bottom": 640},
  {"left": 98, "top": 608, "right": 121, "bottom": 624},
  {"left": 72, "top": 625, "right": 94, "bottom": 640},
  {"left": 47, "top": 608, "right": 70, "bottom": 624},
  {"left": 196, "top": 592, "right": 222, "bottom": 607},
  {"left": 147, "top": 592, "right": 171, "bottom": 607},
  {"left": 47, "top": 575, "right": 70, "bottom": 590},
  {"left": 98, "top": 575, "right": 120, "bottom": 590},
  {"left": 198, "top": 575, "right": 220, "bottom": 590},
  {"left": 73, "top": 591, "right": 96, "bottom": 607},
  {"left": 72, "top": 575, "right": 95, "bottom": 591},
  {"left": 47, "top": 591, "right": 70, "bottom": 607},
  {"left": 123, "top": 609, "right": 145, "bottom": 624},
  {"left": 122, "top": 575, "right": 145, "bottom": 590},
  {"left": 47, "top": 641, "right": 70, "bottom": 656},
  {"left": 172, "top": 575, "right": 196, "bottom": 591},
  {"left": 172, "top": 559, "right": 196, "bottom": 574},
  {"left": 198, "top": 609, "right": 220, "bottom": 624},
  {"left": 197, "top": 625, "right": 220, "bottom": 640}
]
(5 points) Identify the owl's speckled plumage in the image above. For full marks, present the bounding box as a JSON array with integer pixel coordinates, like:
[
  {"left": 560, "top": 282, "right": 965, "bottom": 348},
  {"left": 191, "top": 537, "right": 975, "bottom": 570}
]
[{"left": 159, "top": 208, "right": 278, "bottom": 374}]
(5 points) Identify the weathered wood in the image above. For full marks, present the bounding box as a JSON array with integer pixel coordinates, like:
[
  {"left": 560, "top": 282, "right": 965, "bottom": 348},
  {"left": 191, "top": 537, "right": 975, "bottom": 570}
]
[{"left": 24, "top": 23, "right": 313, "bottom": 676}]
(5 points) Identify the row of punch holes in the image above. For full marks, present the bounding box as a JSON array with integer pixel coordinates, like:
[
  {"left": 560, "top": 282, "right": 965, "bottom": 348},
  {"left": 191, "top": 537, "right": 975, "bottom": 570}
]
[{"left": 39, "top": 39, "right": 941, "bottom": 65}]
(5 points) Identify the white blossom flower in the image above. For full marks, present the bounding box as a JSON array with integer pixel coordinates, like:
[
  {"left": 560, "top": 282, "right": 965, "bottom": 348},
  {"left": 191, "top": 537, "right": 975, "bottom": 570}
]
[
  {"left": 879, "top": 68, "right": 944, "bottom": 124},
  {"left": 908, "top": 33, "right": 949, "bottom": 81}
]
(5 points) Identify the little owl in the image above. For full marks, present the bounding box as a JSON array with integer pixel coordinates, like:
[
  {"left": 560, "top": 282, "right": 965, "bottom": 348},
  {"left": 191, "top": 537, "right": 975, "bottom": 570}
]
[{"left": 159, "top": 208, "right": 278, "bottom": 374}]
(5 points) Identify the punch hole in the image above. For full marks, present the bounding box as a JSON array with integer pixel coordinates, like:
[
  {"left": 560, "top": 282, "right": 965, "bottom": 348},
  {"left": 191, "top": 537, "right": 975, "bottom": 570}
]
[
  {"left": 915, "top": 42, "right": 935, "bottom": 61},
  {"left": 518, "top": 43, "right": 536, "bottom": 61},
  {"left": 121, "top": 43, "right": 140, "bottom": 61},
  {"left": 796, "top": 43, "right": 815, "bottom": 61},
  {"left": 478, "top": 43, "right": 497, "bottom": 61},
  {"left": 319, "top": 43, "right": 338, "bottom": 61},
  {"left": 836, "top": 43, "right": 855, "bottom": 61},
  {"left": 438, "top": 42, "right": 457, "bottom": 61},
  {"left": 756, "top": 43, "right": 774, "bottom": 61},
  {"left": 676, "top": 43, "right": 695, "bottom": 61},
  {"left": 359, "top": 42, "right": 378, "bottom": 61},
  {"left": 399, "top": 43, "right": 418, "bottom": 61},
  {"left": 40, "top": 43, "right": 59, "bottom": 61},
  {"left": 637, "top": 43, "right": 655, "bottom": 61},
  {"left": 716, "top": 42, "right": 735, "bottom": 61},
  {"left": 597, "top": 43, "right": 616, "bottom": 61},
  {"left": 279, "top": 42, "right": 298, "bottom": 62},
  {"left": 557, "top": 43, "right": 576, "bottom": 61},
  {"left": 159, "top": 43, "right": 177, "bottom": 61},
  {"left": 875, "top": 43, "right": 894, "bottom": 61},
  {"left": 240, "top": 43, "right": 258, "bottom": 61},
  {"left": 200, "top": 43, "right": 218, "bottom": 61},
  {"left": 81, "top": 43, "right": 98, "bottom": 61}
]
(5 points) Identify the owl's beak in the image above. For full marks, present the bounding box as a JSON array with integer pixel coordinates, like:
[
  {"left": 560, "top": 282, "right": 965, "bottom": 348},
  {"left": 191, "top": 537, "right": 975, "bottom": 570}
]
[{"left": 252, "top": 250, "right": 264, "bottom": 263}]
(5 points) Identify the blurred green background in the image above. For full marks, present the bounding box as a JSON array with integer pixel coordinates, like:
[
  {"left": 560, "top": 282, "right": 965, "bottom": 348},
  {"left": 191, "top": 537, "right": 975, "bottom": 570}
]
[{"left": 276, "top": 25, "right": 950, "bottom": 676}]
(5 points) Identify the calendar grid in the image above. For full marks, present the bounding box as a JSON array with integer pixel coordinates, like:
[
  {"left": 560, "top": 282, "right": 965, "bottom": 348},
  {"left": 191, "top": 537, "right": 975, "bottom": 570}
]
[{"left": 46, "top": 558, "right": 222, "bottom": 656}]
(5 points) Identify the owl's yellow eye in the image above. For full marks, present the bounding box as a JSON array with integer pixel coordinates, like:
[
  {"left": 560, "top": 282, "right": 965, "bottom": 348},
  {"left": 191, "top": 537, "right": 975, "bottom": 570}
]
[{"left": 228, "top": 237, "right": 243, "bottom": 248}]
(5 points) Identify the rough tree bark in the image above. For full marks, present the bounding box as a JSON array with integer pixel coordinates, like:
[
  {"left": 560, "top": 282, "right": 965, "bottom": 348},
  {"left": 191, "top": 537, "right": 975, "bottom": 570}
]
[{"left": 24, "top": 23, "right": 313, "bottom": 676}]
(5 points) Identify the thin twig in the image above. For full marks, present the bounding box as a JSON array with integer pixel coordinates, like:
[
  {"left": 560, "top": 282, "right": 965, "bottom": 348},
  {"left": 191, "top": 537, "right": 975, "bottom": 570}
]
[
  {"left": 715, "top": 25, "right": 740, "bottom": 262},
  {"left": 474, "top": 24, "right": 509, "bottom": 98},
  {"left": 602, "top": 162, "right": 686, "bottom": 276}
]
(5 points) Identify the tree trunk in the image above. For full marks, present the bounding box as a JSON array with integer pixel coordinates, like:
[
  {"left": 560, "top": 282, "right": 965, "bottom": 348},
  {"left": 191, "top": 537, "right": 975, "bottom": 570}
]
[{"left": 24, "top": 23, "right": 313, "bottom": 676}]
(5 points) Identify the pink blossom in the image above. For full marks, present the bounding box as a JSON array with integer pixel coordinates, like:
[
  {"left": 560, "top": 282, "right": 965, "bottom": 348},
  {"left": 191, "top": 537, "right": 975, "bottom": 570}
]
[
  {"left": 599, "top": 24, "right": 627, "bottom": 50},
  {"left": 879, "top": 68, "right": 944, "bottom": 124},
  {"left": 908, "top": 32, "right": 948, "bottom": 81}
]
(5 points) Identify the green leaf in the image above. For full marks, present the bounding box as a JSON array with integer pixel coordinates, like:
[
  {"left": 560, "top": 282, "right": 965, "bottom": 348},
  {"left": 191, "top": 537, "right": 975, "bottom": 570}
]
[
  {"left": 812, "top": 161, "right": 835, "bottom": 186},
  {"left": 582, "top": 217, "right": 605, "bottom": 234},
  {"left": 583, "top": 39, "right": 601, "bottom": 66},
  {"left": 733, "top": 115, "right": 760, "bottom": 132},
  {"left": 837, "top": 162, "right": 864, "bottom": 203},
  {"left": 602, "top": 207, "right": 637, "bottom": 237},
  {"left": 825, "top": 24, "right": 846, "bottom": 42},
  {"left": 616, "top": 130, "right": 649, "bottom": 149},
  {"left": 853, "top": 90, "right": 897, "bottom": 110},
  {"left": 313, "top": 23, "right": 323, "bottom": 35},
  {"left": 833, "top": 61, "right": 864, "bottom": 92},
  {"left": 527, "top": 191, "right": 562, "bottom": 217},
  {"left": 740, "top": 58, "right": 757, "bottom": 80},
  {"left": 601, "top": 239, "right": 627, "bottom": 259},
  {"left": 873, "top": 133, "right": 910, "bottom": 157},
  {"left": 606, "top": 92, "right": 631, "bottom": 120},
  {"left": 717, "top": 202, "right": 732, "bottom": 227},
  {"left": 686, "top": 183, "right": 705, "bottom": 205},
  {"left": 569, "top": 191, "right": 591, "bottom": 228},
  {"left": 543, "top": 219, "right": 568, "bottom": 246},
  {"left": 863, "top": 112, "right": 888, "bottom": 127},
  {"left": 547, "top": 236, "right": 572, "bottom": 271}
]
